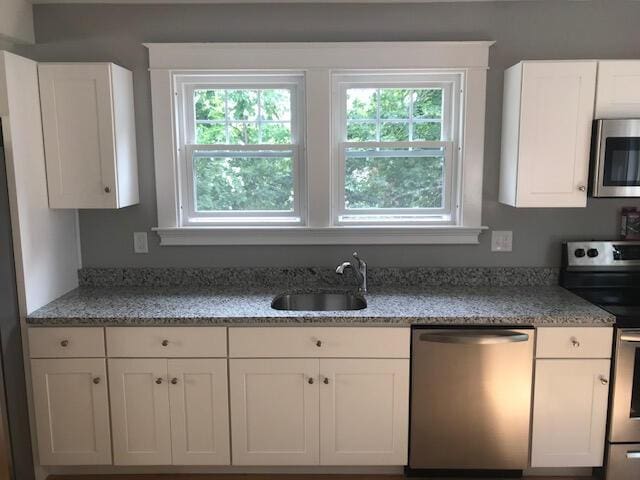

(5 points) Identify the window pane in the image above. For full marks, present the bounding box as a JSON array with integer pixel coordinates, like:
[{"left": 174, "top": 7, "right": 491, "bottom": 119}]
[
  {"left": 194, "top": 89, "right": 225, "bottom": 121},
  {"left": 227, "top": 90, "right": 258, "bottom": 120},
  {"left": 347, "top": 121, "right": 377, "bottom": 142},
  {"left": 414, "top": 89, "right": 443, "bottom": 119},
  {"left": 196, "top": 123, "right": 226, "bottom": 144},
  {"left": 379, "top": 89, "right": 411, "bottom": 119},
  {"left": 261, "top": 123, "right": 292, "bottom": 144},
  {"left": 194, "top": 152, "right": 294, "bottom": 211},
  {"left": 413, "top": 122, "right": 442, "bottom": 141},
  {"left": 229, "top": 122, "right": 259, "bottom": 145},
  {"left": 260, "top": 90, "right": 291, "bottom": 121},
  {"left": 347, "top": 89, "right": 377, "bottom": 120},
  {"left": 381, "top": 122, "right": 409, "bottom": 141},
  {"left": 345, "top": 147, "right": 444, "bottom": 209}
]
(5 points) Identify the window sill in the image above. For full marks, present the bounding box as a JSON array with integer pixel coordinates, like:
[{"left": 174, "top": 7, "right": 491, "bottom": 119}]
[{"left": 153, "top": 225, "right": 487, "bottom": 246}]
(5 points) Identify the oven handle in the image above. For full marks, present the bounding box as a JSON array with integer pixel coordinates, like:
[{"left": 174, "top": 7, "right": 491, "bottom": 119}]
[
  {"left": 626, "top": 451, "right": 640, "bottom": 459},
  {"left": 620, "top": 334, "right": 640, "bottom": 343}
]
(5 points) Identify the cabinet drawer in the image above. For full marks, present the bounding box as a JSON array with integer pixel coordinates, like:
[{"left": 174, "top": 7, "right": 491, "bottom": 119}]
[
  {"left": 536, "top": 327, "right": 613, "bottom": 359},
  {"left": 106, "top": 327, "right": 227, "bottom": 357},
  {"left": 229, "top": 327, "right": 410, "bottom": 358},
  {"left": 29, "top": 327, "right": 105, "bottom": 358}
]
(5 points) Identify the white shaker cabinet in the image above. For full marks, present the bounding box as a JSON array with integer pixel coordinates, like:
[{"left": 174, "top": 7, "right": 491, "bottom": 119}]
[
  {"left": 38, "top": 63, "right": 139, "bottom": 209},
  {"left": 108, "top": 359, "right": 172, "bottom": 466},
  {"left": 596, "top": 60, "right": 640, "bottom": 118},
  {"left": 499, "top": 61, "right": 597, "bottom": 207},
  {"left": 229, "top": 358, "right": 320, "bottom": 466},
  {"left": 319, "top": 359, "right": 409, "bottom": 466},
  {"left": 30, "top": 358, "right": 112, "bottom": 465}
]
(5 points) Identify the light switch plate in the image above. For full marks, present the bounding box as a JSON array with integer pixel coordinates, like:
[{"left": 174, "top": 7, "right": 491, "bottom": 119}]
[
  {"left": 133, "top": 232, "right": 149, "bottom": 254},
  {"left": 491, "top": 230, "right": 513, "bottom": 252}
]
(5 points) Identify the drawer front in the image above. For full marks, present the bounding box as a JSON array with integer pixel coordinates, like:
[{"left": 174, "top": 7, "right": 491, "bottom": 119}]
[
  {"left": 229, "top": 327, "right": 410, "bottom": 358},
  {"left": 29, "top": 327, "right": 105, "bottom": 358},
  {"left": 536, "top": 327, "right": 613, "bottom": 359},
  {"left": 106, "top": 327, "right": 227, "bottom": 357}
]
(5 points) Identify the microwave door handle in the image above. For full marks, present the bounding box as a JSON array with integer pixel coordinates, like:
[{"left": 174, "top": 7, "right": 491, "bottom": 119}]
[{"left": 621, "top": 334, "right": 640, "bottom": 343}]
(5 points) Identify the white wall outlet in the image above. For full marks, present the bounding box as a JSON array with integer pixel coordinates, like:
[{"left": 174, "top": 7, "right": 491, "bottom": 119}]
[
  {"left": 491, "top": 230, "right": 513, "bottom": 252},
  {"left": 133, "top": 232, "right": 149, "bottom": 254}
]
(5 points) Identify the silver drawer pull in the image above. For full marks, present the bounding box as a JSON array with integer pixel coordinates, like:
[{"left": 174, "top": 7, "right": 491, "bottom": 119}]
[
  {"left": 599, "top": 376, "right": 608, "bottom": 385},
  {"left": 307, "top": 377, "right": 314, "bottom": 384},
  {"left": 171, "top": 378, "right": 178, "bottom": 385},
  {"left": 626, "top": 451, "right": 640, "bottom": 459},
  {"left": 155, "top": 377, "right": 163, "bottom": 385},
  {"left": 60, "top": 340, "right": 69, "bottom": 347},
  {"left": 161, "top": 339, "right": 169, "bottom": 347},
  {"left": 92, "top": 377, "right": 100, "bottom": 385},
  {"left": 316, "top": 340, "right": 322, "bottom": 347},
  {"left": 323, "top": 377, "right": 329, "bottom": 385},
  {"left": 571, "top": 338, "right": 580, "bottom": 348}
]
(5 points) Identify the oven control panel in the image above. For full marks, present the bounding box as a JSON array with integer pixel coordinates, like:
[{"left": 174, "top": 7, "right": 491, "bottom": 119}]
[{"left": 565, "top": 241, "right": 640, "bottom": 267}]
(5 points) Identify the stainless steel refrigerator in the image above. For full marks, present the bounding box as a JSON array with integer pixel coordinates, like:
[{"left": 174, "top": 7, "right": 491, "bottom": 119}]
[{"left": 0, "top": 119, "right": 35, "bottom": 480}]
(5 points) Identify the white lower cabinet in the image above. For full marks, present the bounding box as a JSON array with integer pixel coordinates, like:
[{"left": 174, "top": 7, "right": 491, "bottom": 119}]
[
  {"left": 108, "top": 358, "right": 172, "bottom": 465},
  {"left": 229, "top": 358, "right": 320, "bottom": 466},
  {"left": 109, "top": 358, "right": 230, "bottom": 466},
  {"left": 531, "top": 358, "right": 611, "bottom": 467},
  {"left": 229, "top": 357, "right": 409, "bottom": 466},
  {"left": 319, "top": 359, "right": 409, "bottom": 465},
  {"left": 31, "top": 358, "right": 112, "bottom": 465}
]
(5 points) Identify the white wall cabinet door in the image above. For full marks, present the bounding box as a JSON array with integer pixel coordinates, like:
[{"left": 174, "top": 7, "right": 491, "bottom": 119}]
[
  {"left": 229, "top": 358, "right": 320, "bottom": 465},
  {"left": 108, "top": 358, "right": 172, "bottom": 465},
  {"left": 500, "top": 61, "right": 597, "bottom": 207},
  {"left": 38, "top": 63, "right": 139, "bottom": 209},
  {"left": 168, "top": 359, "right": 230, "bottom": 465},
  {"left": 596, "top": 61, "right": 640, "bottom": 118},
  {"left": 531, "top": 358, "right": 611, "bottom": 467},
  {"left": 319, "top": 359, "right": 409, "bottom": 466},
  {"left": 30, "top": 358, "right": 111, "bottom": 465}
]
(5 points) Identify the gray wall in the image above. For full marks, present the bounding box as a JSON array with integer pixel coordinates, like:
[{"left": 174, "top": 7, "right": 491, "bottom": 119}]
[{"left": 28, "top": 0, "right": 640, "bottom": 268}]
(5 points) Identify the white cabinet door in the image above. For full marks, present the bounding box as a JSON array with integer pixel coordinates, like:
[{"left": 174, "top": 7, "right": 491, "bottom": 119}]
[
  {"left": 596, "top": 61, "right": 640, "bottom": 118},
  {"left": 500, "top": 61, "right": 597, "bottom": 207},
  {"left": 531, "top": 359, "right": 611, "bottom": 467},
  {"left": 31, "top": 359, "right": 111, "bottom": 465},
  {"left": 168, "top": 359, "right": 230, "bottom": 465},
  {"left": 319, "top": 359, "right": 409, "bottom": 466},
  {"left": 108, "top": 359, "right": 172, "bottom": 465},
  {"left": 229, "top": 358, "right": 320, "bottom": 465},
  {"left": 38, "top": 63, "right": 138, "bottom": 209}
]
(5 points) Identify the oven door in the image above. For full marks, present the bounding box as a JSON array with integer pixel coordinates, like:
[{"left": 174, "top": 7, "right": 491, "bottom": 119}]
[
  {"left": 593, "top": 119, "right": 640, "bottom": 197},
  {"left": 610, "top": 329, "right": 640, "bottom": 442}
]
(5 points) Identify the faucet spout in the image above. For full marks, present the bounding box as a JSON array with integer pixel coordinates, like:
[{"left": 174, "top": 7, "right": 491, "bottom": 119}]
[{"left": 335, "top": 252, "right": 367, "bottom": 294}]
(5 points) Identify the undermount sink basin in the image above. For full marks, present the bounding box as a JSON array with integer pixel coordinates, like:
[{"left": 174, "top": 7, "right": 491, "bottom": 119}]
[{"left": 271, "top": 292, "right": 367, "bottom": 311}]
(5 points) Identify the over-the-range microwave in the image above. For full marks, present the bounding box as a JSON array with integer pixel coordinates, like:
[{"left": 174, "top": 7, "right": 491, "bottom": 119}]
[{"left": 591, "top": 118, "right": 640, "bottom": 197}]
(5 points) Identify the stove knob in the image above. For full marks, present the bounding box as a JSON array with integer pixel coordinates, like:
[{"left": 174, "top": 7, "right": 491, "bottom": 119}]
[
  {"left": 574, "top": 248, "right": 586, "bottom": 258},
  {"left": 587, "top": 248, "right": 599, "bottom": 258}
]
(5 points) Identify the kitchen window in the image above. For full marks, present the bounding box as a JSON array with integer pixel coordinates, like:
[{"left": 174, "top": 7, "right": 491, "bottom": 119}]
[
  {"left": 333, "top": 74, "right": 460, "bottom": 225},
  {"left": 175, "top": 74, "right": 305, "bottom": 225},
  {"left": 147, "top": 42, "right": 491, "bottom": 245}
]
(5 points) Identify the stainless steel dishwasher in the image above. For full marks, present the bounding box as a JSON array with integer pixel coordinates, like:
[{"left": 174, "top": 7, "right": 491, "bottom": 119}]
[{"left": 409, "top": 328, "right": 535, "bottom": 472}]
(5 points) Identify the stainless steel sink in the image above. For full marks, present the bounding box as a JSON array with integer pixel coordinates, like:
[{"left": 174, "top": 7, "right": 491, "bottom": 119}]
[{"left": 271, "top": 292, "right": 367, "bottom": 311}]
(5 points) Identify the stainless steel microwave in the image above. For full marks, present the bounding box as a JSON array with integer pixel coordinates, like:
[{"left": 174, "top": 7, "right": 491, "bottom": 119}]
[{"left": 592, "top": 119, "right": 640, "bottom": 197}]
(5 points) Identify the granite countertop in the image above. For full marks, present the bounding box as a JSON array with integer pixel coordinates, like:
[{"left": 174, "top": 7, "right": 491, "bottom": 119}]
[{"left": 26, "top": 285, "right": 615, "bottom": 327}]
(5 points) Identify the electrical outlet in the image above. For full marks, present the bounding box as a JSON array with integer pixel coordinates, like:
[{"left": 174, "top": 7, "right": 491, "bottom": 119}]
[
  {"left": 133, "top": 232, "right": 149, "bottom": 254},
  {"left": 491, "top": 230, "right": 513, "bottom": 252}
]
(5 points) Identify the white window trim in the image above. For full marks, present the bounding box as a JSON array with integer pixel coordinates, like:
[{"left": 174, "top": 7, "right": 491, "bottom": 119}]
[{"left": 146, "top": 41, "right": 493, "bottom": 245}]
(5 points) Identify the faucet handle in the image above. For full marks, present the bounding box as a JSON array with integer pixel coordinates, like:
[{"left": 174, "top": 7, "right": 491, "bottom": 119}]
[{"left": 352, "top": 252, "right": 365, "bottom": 268}]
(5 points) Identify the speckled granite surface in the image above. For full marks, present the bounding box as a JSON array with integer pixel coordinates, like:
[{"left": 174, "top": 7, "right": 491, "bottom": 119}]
[
  {"left": 27, "top": 285, "right": 614, "bottom": 327},
  {"left": 78, "top": 266, "right": 560, "bottom": 288}
]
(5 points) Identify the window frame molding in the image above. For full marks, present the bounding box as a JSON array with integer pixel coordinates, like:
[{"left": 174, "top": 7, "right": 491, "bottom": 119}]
[{"left": 146, "top": 41, "right": 493, "bottom": 245}]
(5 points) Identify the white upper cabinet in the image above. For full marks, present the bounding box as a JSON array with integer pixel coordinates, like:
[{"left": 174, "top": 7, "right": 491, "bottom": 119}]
[
  {"left": 596, "top": 60, "right": 640, "bottom": 118},
  {"left": 499, "top": 61, "right": 597, "bottom": 207},
  {"left": 38, "top": 63, "right": 139, "bottom": 209}
]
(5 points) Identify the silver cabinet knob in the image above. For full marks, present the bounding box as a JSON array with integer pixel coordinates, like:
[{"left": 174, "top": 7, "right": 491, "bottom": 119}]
[
  {"left": 600, "top": 376, "right": 609, "bottom": 385},
  {"left": 316, "top": 340, "right": 322, "bottom": 347},
  {"left": 323, "top": 377, "right": 329, "bottom": 385},
  {"left": 93, "top": 377, "right": 101, "bottom": 384},
  {"left": 104, "top": 186, "right": 111, "bottom": 193},
  {"left": 155, "top": 377, "right": 163, "bottom": 385},
  {"left": 60, "top": 340, "right": 69, "bottom": 347},
  {"left": 308, "top": 377, "right": 314, "bottom": 384},
  {"left": 161, "top": 339, "right": 169, "bottom": 347},
  {"left": 571, "top": 338, "right": 580, "bottom": 348},
  {"left": 171, "top": 378, "right": 178, "bottom": 385},
  {"left": 578, "top": 185, "right": 586, "bottom": 192}
]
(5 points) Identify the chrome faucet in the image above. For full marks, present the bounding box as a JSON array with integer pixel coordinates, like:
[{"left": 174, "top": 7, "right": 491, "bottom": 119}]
[{"left": 336, "top": 252, "right": 367, "bottom": 294}]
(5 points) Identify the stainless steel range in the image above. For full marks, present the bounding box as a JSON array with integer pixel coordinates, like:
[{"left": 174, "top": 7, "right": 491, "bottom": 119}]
[{"left": 561, "top": 241, "right": 640, "bottom": 480}]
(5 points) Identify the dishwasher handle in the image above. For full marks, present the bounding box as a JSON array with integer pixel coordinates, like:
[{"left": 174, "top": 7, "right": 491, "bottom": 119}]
[{"left": 419, "top": 330, "right": 530, "bottom": 345}]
